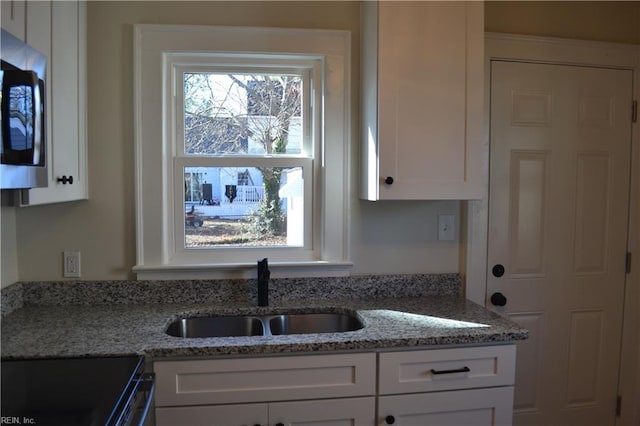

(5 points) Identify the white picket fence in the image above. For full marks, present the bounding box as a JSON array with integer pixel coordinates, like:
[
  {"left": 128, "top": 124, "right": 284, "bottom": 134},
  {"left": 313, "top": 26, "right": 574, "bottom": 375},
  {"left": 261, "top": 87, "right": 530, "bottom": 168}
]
[
  {"left": 234, "top": 185, "right": 263, "bottom": 203},
  {"left": 189, "top": 185, "right": 265, "bottom": 219}
]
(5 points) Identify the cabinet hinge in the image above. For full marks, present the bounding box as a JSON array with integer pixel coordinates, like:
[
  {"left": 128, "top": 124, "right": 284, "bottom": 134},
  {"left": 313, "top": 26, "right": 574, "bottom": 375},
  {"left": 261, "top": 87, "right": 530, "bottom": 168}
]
[
  {"left": 626, "top": 252, "right": 632, "bottom": 274},
  {"left": 616, "top": 395, "right": 622, "bottom": 416},
  {"left": 633, "top": 100, "right": 638, "bottom": 123}
]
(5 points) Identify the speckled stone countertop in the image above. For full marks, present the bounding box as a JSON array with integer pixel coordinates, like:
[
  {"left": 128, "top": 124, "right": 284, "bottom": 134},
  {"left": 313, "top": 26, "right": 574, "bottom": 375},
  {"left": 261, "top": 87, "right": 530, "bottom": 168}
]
[{"left": 0, "top": 275, "right": 528, "bottom": 360}]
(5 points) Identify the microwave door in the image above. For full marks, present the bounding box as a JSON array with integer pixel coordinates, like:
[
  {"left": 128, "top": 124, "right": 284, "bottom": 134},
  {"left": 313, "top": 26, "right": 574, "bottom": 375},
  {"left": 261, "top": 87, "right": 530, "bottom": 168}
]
[{"left": 1, "top": 69, "right": 42, "bottom": 166}]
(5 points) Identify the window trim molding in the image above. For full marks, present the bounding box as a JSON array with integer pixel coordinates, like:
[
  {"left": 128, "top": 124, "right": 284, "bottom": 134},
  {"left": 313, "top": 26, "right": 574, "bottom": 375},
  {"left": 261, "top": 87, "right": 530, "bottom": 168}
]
[{"left": 133, "top": 24, "right": 352, "bottom": 279}]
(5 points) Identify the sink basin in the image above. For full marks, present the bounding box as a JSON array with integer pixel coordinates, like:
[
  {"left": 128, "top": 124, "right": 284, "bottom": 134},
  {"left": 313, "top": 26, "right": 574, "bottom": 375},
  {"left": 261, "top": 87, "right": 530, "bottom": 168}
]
[
  {"left": 165, "top": 316, "right": 264, "bottom": 338},
  {"left": 166, "top": 311, "right": 364, "bottom": 338},
  {"left": 269, "top": 313, "right": 364, "bottom": 335}
]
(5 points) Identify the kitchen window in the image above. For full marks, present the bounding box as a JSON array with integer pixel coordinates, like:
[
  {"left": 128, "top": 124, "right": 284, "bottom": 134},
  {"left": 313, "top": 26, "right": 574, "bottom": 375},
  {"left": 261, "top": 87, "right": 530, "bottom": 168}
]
[
  {"left": 175, "top": 63, "right": 316, "bottom": 254},
  {"left": 133, "top": 25, "right": 351, "bottom": 279}
]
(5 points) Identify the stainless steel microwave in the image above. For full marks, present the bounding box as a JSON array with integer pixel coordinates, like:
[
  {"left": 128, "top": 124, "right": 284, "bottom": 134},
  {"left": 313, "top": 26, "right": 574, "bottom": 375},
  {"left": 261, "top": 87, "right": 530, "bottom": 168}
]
[{"left": 1, "top": 29, "right": 47, "bottom": 189}]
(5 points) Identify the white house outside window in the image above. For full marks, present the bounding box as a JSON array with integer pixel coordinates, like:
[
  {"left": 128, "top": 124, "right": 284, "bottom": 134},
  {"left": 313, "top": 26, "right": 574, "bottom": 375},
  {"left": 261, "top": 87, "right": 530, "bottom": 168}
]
[{"left": 133, "top": 25, "right": 351, "bottom": 279}]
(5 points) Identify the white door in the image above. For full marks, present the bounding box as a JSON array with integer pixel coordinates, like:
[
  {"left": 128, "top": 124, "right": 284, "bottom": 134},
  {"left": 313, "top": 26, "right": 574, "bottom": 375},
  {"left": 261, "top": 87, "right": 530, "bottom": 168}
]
[{"left": 487, "top": 61, "right": 632, "bottom": 425}]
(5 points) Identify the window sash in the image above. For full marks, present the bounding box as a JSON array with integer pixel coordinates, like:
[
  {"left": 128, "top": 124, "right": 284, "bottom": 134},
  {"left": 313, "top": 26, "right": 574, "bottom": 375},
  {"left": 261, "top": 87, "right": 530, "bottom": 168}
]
[
  {"left": 171, "top": 59, "right": 318, "bottom": 158},
  {"left": 169, "top": 56, "right": 321, "bottom": 263},
  {"left": 172, "top": 157, "right": 316, "bottom": 263}
]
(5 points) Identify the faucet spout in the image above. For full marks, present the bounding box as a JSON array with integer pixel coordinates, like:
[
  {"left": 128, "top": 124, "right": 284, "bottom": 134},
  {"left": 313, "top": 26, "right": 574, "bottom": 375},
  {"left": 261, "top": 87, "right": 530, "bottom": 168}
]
[{"left": 257, "top": 258, "right": 270, "bottom": 307}]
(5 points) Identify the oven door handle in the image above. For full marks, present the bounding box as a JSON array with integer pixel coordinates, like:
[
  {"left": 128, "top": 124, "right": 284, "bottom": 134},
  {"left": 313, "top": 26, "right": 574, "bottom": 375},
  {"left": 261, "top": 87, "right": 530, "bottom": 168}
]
[
  {"left": 137, "top": 373, "right": 155, "bottom": 426},
  {"left": 112, "top": 372, "right": 155, "bottom": 426}
]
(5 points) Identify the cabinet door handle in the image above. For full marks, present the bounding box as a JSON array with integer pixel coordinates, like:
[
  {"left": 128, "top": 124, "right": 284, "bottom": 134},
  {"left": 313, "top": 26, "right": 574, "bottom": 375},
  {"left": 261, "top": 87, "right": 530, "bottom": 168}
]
[
  {"left": 57, "top": 175, "right": 74, "bottom": 185},
  {"left": 430, "top": 366, "right": 470, "bottom": 375},
  {"left": 385, "top": 415, "right": 396, "bottom": 424},
  {"left": 384, "top": 176, "right": 394, "bottom": 185}
]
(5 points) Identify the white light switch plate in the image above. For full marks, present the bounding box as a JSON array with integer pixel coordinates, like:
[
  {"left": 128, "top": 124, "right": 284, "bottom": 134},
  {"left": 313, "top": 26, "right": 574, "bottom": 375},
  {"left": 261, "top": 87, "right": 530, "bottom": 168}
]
[{"left": 438, "top": 215, "right": 456, "bottom": 241}]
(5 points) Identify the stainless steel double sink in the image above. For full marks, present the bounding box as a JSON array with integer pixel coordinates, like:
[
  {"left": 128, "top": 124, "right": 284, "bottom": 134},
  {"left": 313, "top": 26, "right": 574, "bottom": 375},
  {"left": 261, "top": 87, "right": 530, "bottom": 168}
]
[{"left": 166, "top": 311, "right": 364, "bottom": 338}]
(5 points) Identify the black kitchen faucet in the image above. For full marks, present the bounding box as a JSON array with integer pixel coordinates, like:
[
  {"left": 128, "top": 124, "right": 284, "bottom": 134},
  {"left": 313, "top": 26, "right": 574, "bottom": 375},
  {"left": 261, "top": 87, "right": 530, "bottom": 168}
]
[{"left": 257, "top": 258, "right": 270, "bottom": 307}]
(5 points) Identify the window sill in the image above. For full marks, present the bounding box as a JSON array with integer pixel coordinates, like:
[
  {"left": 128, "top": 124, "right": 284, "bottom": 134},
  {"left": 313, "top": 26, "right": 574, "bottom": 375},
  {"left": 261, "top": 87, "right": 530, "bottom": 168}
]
[{"left": 133, "top": 261, "right": 354, "bottom": 280}]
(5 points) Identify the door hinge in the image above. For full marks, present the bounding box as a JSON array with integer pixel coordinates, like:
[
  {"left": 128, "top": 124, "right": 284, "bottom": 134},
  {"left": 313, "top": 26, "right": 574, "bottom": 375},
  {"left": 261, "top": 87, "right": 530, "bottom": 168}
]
[
  {"left": 616, "top": 395, "right": 622, "bottom": 416},
  {"left": 626, "top": 252, "right": 632, "bottom": 274},
  {"left": 633, "top": 100, "right": 638, "bottom": 123}
]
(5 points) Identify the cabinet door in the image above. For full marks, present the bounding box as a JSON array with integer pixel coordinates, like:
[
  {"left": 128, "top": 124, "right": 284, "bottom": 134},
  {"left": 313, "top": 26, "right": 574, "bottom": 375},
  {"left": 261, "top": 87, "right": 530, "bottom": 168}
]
[
  {"left": 1, "top": 0, "right": 26, "bottom": 40},
  {"left": 361, "top": 1, "right": 483, "bottom": 200},
  {"left": 156, "top": 403, "right": 268, "bottom": 426},
  {"left": 24, "top": 0, "right": 52, "bottom": 185},
  {"left": 23, "top": 0, "right": 88, "bottom": 205},
  {"left": 378, "top": 387, "right": 513, "bottom": 426},
  {"left": 270, "top": 397, "right": 375, "bottom": 425}
]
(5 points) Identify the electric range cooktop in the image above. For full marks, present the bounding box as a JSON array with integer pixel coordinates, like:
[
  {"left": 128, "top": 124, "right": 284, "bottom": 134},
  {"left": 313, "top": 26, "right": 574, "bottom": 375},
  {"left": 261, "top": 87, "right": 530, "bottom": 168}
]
[{"left": 1, "top": 356, "right": 146, "bottom": 426}]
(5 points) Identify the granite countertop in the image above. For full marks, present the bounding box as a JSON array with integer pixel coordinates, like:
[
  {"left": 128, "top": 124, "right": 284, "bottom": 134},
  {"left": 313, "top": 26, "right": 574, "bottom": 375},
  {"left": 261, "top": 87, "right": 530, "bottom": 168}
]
[{"left": 0, "top": 275, "right": 528, "bottom": 360}]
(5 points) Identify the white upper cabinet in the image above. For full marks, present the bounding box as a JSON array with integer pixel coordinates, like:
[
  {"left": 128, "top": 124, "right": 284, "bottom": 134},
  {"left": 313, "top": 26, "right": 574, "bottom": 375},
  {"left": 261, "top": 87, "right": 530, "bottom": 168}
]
[
  {"left": 1, "top": 0, "right": 26, "bottom": 40},
  {"left": 360, "top": 1, "right": 484, "bottom": 200},
  {"left": 20, "top": 0, "right": 88, "bottom": 205}
]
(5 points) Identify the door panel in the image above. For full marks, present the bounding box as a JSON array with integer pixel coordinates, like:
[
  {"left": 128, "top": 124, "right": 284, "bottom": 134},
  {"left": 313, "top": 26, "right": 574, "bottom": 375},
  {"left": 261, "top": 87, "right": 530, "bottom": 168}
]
[
  {"left": 566, "top": 309, "right": 603, "bottom": 406},
  {"left": 509, "top": 151, "right": 549, "bottom": 277},
  {"left": 573, "top": 153, "right": 611, "bottom": 273},
  {"left": 510, "top": 312, "right": 543, "bottom": 413},
  {"left": 488, "top": 61, "right": 632, "bottom": 426}
]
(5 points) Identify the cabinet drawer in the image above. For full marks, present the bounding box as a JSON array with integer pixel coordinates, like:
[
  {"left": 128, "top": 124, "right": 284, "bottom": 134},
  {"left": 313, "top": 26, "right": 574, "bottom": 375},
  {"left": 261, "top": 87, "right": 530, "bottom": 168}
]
[
  {"left": 379, "top": 345, "right": 516, "bottom": 394},
  {"left": 378, "top": 386, "right": 514, "bottom": 426},
  {"left": 155, "top": 352, "right": 376, "bottom": 406}
]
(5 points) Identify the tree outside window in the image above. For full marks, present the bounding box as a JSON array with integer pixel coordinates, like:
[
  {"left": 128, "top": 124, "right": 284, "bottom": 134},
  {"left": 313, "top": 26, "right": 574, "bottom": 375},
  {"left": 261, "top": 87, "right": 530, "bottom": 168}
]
[{"left": 181, "top": 72, "right": 307, "bottom": 248}]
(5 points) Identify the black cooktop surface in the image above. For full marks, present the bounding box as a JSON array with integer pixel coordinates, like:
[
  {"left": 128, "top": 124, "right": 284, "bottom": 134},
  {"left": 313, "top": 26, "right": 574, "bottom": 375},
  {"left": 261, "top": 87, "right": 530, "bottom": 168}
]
[{"left": 1, "top": 356, "right": 143, "bottom": 426}]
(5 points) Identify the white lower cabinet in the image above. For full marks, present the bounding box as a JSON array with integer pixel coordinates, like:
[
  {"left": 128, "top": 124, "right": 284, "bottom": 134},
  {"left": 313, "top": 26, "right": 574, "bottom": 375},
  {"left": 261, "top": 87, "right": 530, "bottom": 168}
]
[
  {"left": 377, "top": 345, "right": 516, "bottom": 426},
  {"left": 156, "top": 403, "right": 267, "bottom": 426},
  {"left": 156, "top": 397, "right": 375, "bottom": 426},
  {"left": 377, "top": 387, "right": 513, "bottom": 426},
  {"left": 153, "top": 345, "right": 516, "bottom": 426},
  {"left": 154, "top": 353, "right": 376, "bottom": 426},
  {"left": 270, "top": 398, "right": 375, "bottom": 425}
]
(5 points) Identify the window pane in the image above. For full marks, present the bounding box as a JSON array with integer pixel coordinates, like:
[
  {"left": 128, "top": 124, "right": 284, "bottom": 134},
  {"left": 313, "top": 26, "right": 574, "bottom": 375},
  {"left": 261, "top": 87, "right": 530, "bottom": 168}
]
[
  {"left": 183, "top": 73, "right": 303, "bottom": 155},
  {"left": 184, "top": 166, "right": 304, "bottom": 248}
]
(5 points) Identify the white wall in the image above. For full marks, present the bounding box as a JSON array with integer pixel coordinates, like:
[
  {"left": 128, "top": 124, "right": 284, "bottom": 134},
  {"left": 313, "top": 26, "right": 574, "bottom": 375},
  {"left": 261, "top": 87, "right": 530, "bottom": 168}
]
[
  {"left": 4, "top": 1, "right": 459, "bottom": 283},
  {"left": 3, "top": 1, "right": 639, "bottom": 284}
]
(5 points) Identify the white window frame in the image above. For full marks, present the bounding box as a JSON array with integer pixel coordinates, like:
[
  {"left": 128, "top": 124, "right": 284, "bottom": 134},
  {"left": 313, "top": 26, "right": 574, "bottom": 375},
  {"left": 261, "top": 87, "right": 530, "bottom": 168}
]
[{"left": 133, "top": 25, "right": 352, "bottom": 279}]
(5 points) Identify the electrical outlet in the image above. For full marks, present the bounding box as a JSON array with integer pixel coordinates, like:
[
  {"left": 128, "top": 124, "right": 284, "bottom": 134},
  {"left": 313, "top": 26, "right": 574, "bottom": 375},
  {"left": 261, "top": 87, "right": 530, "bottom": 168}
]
[{"left": 63, "top": 251, "right": 81, "bottom": 278}]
